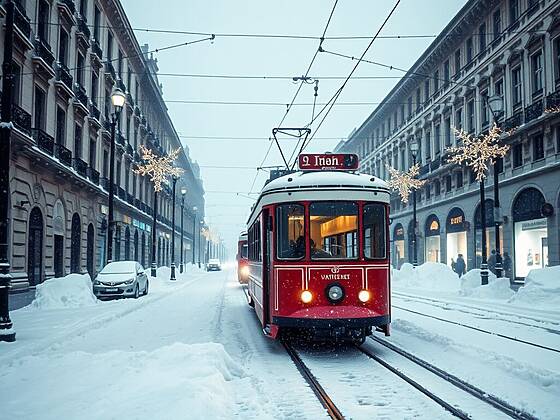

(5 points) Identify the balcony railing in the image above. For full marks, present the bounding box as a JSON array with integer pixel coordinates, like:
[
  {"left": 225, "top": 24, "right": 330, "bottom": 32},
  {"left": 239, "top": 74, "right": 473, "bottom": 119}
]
[
  {"left": 105, "top": 61, "right": 116, "bottom": 79},
  {"left": 34, "top": 38, "right": 55, "bottom": 68},
  {"left": 73, "top": 84, "right": 88, "bottom": 107},
  {"left": 12, "top": 103, "right": 32, "bottom": 135},
  {"left": 430, "top": 158, "right": 441, "bottom": 172},
  {"left": 89, "top": 103, "right": 101, "bottom": 121},
  {"left": 546, "top": 90, "right": 560, "bottom": 109},
  {"left": 77, "top": 16, "right": 91, "bottom": 41},
  {"left": 100, "top": 177, "right": 109, "bottom": 190},
  {"left": 87, "top": 167, "right": 100, "bottom": 185},
  {"left": 58, "top": 0, "right": 76, "bottom": 15},
  {"left": 14, "top": 2, "right": 31, "bottom": 39},
  {"left": 32, "top": 128, "right": 54, "bottom": 155},
  {"left": 73, "top": 158, "right": 88, "bottom": 177},
  {"left": 418, "top": 164, "right": 430, "bottom": 176},
  {"left": 118, "top": 187, "right": 126, "bottom": 200},
  {"left": 127, "top": 193, "right": 134, "bottom": 205},
  {"left": 102, "top": 118, "right": 112, "bottom": 132},
  {"left": 524, "top": 100, "right": 543, "bottom": 124},
  {"left": 55, "top": 144, "right": 72, "bottom": 166},
  {"left": 503, "top": 112, "right": 523, "bottom": 132},
  {"left": 126, "top": 143, "right": 133, "bottom": 156},
  {"left": 91, "top": 39, "right": 103, "bottom": 60},
  {"left": 134, "top": 198, "right": 141, "bottom": 209},
  {"left": 55, "top": 62, "right": 73, "bottom": 88}
]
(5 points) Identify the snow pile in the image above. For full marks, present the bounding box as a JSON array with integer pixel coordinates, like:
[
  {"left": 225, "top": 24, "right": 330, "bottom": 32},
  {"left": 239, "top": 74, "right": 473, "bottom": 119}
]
[
  {"left": 509, "top": 266, "right": 560, "bottom": 309},
  {"left": 32, "top": 273, "right": 97, "bottom": 309},
  {"left": 459, "top": 269, "right": 514, "bottom": 299},
  {"left": 1, "top": 343, "right": 246, "bottom": 419},
  {"left": 392, "top": 262, "right": 460, "bottom": 292}
]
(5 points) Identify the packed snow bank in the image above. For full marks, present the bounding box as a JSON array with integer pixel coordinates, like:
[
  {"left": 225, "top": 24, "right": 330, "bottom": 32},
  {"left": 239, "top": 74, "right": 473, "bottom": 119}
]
[
  {"left": 1, "top": 342, "right": 246, "bottom": 420},
  {"left": 459, "top": 269, "right": 514, "bottom": 299},
  {"left": 31, "top": 273, "right": 97, "bottom": 309},
  {"left": 392, "top": 262, "right": 460, "bottom": 292},
  {"left": 509, "top": 266, "right": 560, "bottom": 309}
]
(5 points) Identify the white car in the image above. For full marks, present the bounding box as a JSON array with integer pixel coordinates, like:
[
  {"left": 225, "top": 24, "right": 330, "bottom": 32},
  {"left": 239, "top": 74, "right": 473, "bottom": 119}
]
[
  {"left": 206, "top": 259, "right": 221, "bottom": 271},
  {"left": 93, "top": 261, "right": 148, "bottom": 299}
]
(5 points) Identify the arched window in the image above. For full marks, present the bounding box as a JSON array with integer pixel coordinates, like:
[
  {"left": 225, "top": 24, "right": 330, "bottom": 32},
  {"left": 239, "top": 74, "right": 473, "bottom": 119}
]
[
  {"left": 70, "top": 213, "right": 81, "bottom": 273},
  {"left": 27, "top": 208, "right": 44, "bottom": 285}
]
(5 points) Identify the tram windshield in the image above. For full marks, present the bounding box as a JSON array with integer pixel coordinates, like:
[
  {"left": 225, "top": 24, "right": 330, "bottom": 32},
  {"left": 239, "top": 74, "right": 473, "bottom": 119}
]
[
  {"left": 240, "top": 243, "right": 248, "bottom": 259},
  {"left": 310, "top": 202, "right": 358, "bottom": 260},
  {"left": 276, "top": 204, "right": 305, "bottom": 259},
  {"left": 363, "top": 203, "right": 386, "bottom": 259}
]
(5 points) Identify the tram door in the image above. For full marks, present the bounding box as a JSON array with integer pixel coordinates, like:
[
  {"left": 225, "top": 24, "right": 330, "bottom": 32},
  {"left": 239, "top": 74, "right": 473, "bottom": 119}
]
[{"left": 263, "top": 209, "right": 272, "bottom": 329}]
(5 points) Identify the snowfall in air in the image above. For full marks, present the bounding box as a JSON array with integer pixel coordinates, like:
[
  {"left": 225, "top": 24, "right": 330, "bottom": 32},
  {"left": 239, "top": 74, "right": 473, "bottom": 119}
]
[{"left": 1, "top": 263, "right": 559, "bottom": 419}]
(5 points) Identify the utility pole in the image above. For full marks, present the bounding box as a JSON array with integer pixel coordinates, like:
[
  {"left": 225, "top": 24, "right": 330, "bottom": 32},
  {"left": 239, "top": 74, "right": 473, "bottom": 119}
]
[{"left": 0, "top": 0, "right": 16, "bottom": 342}]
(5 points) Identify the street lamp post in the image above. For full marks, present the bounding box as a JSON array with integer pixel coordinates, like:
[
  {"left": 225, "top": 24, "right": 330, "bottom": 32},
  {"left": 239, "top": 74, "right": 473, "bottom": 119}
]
[
  {"left": 410, "top": 139, "right": 419, "bottom": 266},
  {"left": 170, "top": 176, "right": 178, "bottom": 281},
  {"left": 487, "top": 94, "right": 505, "bottom": 278},
  {"left": 179, "top": 188, "right": 187, "bottom": 273},
  {"left": 192, "top": 206, "right": 197, "bottom": 266},
  {"left": 479, "top": 179, "right": 489, "bottom": 285},
  {"left": 199, "top": 221, "right": 204, "bottom": 268},
  {"left": 106, "top": 88, "right": 126, "bottom": 265},
  {"left": 151, "top": 190, "right": 158, "bottom": 277}
]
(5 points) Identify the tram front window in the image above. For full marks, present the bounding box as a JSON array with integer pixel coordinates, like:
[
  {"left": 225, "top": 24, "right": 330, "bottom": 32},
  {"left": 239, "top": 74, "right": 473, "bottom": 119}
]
[
  {"left": 310, "top": 202, "right": 358, "bottom": 260},
  {"left": 364, "top": 203, "right": 386, "bottom": 259},
  {"left": 276, "top": 204, "right": 305, "bottom": 259}
]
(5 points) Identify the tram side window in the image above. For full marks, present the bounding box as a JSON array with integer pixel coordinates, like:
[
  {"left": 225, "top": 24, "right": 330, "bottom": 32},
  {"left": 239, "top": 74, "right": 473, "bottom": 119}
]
[
  {"left": 248, "top": 220, "right": 261, "bottom": 262},
  {"left": 364, "top": 203, "right": 386, "bottom": 259},
  {"left": 310, "top": 202, "right": 358, "bottom": 260},
  {"left": 241, "top": 243, "right": 248, "bottom": 259},
  {"left": 276, "top": 204, "right": 305, "bottom": 259}
]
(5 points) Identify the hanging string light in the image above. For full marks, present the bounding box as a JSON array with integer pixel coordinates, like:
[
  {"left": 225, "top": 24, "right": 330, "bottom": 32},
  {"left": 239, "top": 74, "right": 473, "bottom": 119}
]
[{"left": 386, "top": 163, "right": 426, "bottom": 204}]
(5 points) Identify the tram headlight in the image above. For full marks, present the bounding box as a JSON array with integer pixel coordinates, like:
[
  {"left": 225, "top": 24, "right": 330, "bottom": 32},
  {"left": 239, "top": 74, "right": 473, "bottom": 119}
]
[
  {"left": 300, "top": 290, "right": 313, "bottom": 303},
  {"left": 326, "top": 284, "right": 344, "bottom": 303},
  {"left": 240, "top": 266, "right": 250, "bottom": 277},
  {"left": 358, "top": 290, "right": 371, "bottom": 303}
]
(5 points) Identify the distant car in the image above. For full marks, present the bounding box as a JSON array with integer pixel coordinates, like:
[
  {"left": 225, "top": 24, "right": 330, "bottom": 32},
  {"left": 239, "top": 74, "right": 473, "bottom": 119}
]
[
  {"left": 93, "top": 261, "right": 148, "bottom": 299},
  {"left": 206, "top": 259, "right": 221, "bottom": 271}
]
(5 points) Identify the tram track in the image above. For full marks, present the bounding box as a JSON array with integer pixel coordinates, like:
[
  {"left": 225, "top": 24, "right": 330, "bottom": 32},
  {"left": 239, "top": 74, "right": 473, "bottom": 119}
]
[
  {"left": 364, "top": 336, "right": 539, "bottom": 420},
  {"left": 393, "top": 292, "right": 560, "bottom": 334},
  {"left": 393, "top": 304, "right": 560, "bottom": 353}
]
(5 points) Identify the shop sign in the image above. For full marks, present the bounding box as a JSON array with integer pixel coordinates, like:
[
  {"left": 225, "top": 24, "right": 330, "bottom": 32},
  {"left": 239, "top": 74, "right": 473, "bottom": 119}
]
[
  {"left": 425, "top": 214, "right": 440, "bottom": 236},
  {"left": 446, "top": 207, "right": 467, "bottom": 233},
  {"left": 521, "top": 218, "right": 547, "bottom": 231},
  {"left": 394, "top": 223, "right": 405, "bottom": 240},
  {"left": 123, "top": 215, "right": 132, "bottom": 225}
]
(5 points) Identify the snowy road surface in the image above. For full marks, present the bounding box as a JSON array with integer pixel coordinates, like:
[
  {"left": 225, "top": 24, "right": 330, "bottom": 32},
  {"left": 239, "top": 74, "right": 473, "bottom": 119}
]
[{"left": 1, "top": 265, "right": 559, "bottom": 419}]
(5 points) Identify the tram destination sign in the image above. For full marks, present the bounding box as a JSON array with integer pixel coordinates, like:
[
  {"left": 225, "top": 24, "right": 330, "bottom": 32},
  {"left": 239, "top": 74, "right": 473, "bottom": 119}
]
[{"left": 298, "top": 153, "right": 359, "bottom": 171}]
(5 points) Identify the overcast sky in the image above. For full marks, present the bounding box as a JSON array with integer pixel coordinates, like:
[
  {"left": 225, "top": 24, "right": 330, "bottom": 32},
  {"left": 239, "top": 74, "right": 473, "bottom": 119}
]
[{"left": 121, "top": 0, "right": 468, "bottom": 255}]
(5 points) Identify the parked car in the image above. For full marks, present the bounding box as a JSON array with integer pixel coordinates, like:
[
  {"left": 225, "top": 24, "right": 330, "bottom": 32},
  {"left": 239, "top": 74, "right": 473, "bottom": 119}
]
[
  {"left": 93, "top": 261, "right": 148, "bottom": 299},
  {"left": 206, "top": 259, "right": 222, "bottom": 271}
]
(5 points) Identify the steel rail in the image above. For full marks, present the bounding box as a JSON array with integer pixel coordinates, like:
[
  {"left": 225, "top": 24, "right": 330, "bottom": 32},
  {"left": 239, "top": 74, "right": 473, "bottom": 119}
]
[
  {"left": 392, "top": 292, "right": 560, "bottom": 334},
  {"left": 367, "top": 336, "right": 539, "bottom": 420},
  {"left": 282, "top": 341, "right": 345, "bottom": 420},
  {"left": 393, "top": 305, "right": 560, "bottom": 353}
]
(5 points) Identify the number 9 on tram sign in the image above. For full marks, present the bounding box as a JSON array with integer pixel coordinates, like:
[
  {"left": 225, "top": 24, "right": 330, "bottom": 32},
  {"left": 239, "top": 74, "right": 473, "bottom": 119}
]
[{"left": 298, "top": 153, "right": 359, "bottom": 171}]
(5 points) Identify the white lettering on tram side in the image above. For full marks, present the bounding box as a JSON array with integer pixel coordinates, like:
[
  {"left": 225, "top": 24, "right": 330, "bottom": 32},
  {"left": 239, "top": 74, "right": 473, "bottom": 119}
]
[
  {"left": 314, "top": 155, "right": 340, "bottom": 167},
  {"left": 320, "top": 273, "right": 351, "bottom": 280}
]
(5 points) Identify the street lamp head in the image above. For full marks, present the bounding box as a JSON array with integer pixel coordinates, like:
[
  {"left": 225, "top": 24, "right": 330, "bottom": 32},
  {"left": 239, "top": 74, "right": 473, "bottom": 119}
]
[
  {"left": 409, "top": 138, "right": 419, "bottom": 157},
  {"left": 181, "top": 188, "right": 187, "bottom": 196},
  {"left": 487, "top": 94, "right": 504, "bottom": 115},
  {"left": 111, "top": 88, "right": 126, "bottom": 114}
]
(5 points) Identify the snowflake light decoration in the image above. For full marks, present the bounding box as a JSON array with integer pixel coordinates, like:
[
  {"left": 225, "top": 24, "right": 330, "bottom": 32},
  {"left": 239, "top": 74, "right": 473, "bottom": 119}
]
[
  {"left": 446, "top": 123, "right": 509, "bottom": 182},
  {"left": 134, "top": 145, "right": 184, "bottom": 192},
  {"left": 386, "top": 163, "right": 426, "bottom": 204}
]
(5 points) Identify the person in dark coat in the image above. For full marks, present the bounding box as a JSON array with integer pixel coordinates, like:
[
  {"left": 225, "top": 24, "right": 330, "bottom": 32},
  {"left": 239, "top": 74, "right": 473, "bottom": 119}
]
[
  {"left": 455, "top": 254, "right": 466, "bottom": 277},
  {"left": 488, "top": 250, "right": 497, "bottom": 274},
  {"left": 502, "top": 252, "right": 513, "bottom": 279}
]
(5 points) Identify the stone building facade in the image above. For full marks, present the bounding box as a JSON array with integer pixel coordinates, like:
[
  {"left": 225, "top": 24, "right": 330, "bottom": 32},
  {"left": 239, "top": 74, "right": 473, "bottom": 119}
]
[
  {"left": 337, "top": 0, "right": 560, "bottom": 280},
  {"left": 1, "top": 0, "right": 206, "bottom": 290}
]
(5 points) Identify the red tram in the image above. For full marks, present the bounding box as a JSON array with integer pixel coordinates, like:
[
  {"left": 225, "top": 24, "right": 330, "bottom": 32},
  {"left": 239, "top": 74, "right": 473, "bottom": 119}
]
[
  {"left": 237, "top": 232, "right": 249, "bottom": 283},
  {"left": 246, "top": 153, "right": 391, "bottom": 343}
]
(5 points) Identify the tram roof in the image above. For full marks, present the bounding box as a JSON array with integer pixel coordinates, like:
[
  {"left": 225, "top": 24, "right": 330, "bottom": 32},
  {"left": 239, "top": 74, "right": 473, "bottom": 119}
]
[{"left": 262, "top": 170, "right": 389, "bottom": 193}]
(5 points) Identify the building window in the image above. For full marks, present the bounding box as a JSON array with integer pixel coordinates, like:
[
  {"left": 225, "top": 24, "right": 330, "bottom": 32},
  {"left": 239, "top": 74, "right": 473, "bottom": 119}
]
[
  {"left": 12, "top": 62, "right": 21, "bottom": 105},
  {"left": 454, "top": 49, "right": 461, "bottom": 75},
  {"left": 434, "top": 124, "right": 441, "bottom": 156},
  {"left": 456, "top": 171, "right": 463, "bottom": 188},
  {"left": 445, "top": 175, "right": 452, "bottom": 192},
  {"left": 455, "top": 107, "right": 462, "bottom": 131},
  {"left": 479, "top": 23, "right": 486, "bottom": 52},
  {"left": 554, "top": 37, "right": 560, "bottom": 83},
  {"left": 467, "top": 99, "right": 475, "bottom": 133},
  {"left": 56, "top": 106, "right": 65, "bottom": 145},
  {"left": 91, "top": 72, "right": 99, "bottom": 105},
  {"left": 34, "top": 86, "right": 46, "bottom": 130},
  {"left": 77, "top": 53, "right": 85, "bottom": 87},
  {"left": 425, "top": 130, "right": 431, "bottom": 160},
  {"left": 89, "top": 138, "right": 96, "bottom": 168},
  {"left": 407, "top": 96, "right": 413, "bottom": 116},
  {"left": 425, "top": 184, "right": 431, "bottom": 200},
  {"left": 424, "top": 79, "right": 430, "bottom": 102},
  {"left": 509, "top": 0, "right": 519, "bottom": 25},
  {"left": 481, "top": 89, "right": 489, "bottom": 126},
  {"left": 80, "top": 0, "right": 87, "bottom": 18},
  {"left": 434, "top": 179, "right": 441, "bottom": 196},
  {"left": 400, "top": 149, "right": 405, "bottom": 170},
  {"left": 118, "top": 50, "right": 123, "bottom": 77},
  {"left": 116, "top": 160, "right": 121, "bottom": 187},
  {"left": 125, "top": 163, "right": 130, "bottom": 193},
  {"left": 469, "top": 169, "right": 476, "bottom": 184},
  {"left": 466, "top": 37, "right": 473, "bottom": 63},
  {"left": 74, "top": 124, "right": 82, "bottom": 159},
  {"left": 527, "top": 0, "right": 538, "bottom": 15},
  {"left": 103, "top": 150, "right": 108, "bottom": 178},
  {"left": 494, "top": 78, "right": 504, "bottom": 102},
  {"left": 433, "top": 70, "right": 439, "bottom": 92},
  {"left": 443, "top": 60, "right": 450, "bottom": 87},
  {"left": 495, "top": 157, "right": 504, "bottom": 174},
  {"left": 416, "top": 88, "right": 421, "bottom": 111},
  {"left": 512, "top": 66, "right": 522, "bottom": 106},
  {"left": 58, "top": 29, "right": 69, "bottom": 66},
  {"left": 93, "top": 5, "right": 101, "bottom": 41},
  {"left": 493, "top": 9, "right": 501, "bottom": 40},
  {"left": 531, "top": 50, "right": 543, "bottom": 95},
  {"left": 532, "top": 134, "right": 544, "bottom": 161},
  {"left": 513, "top": 143, "right": 523, "bottom": 167},
  {"left": 107, "top": 31, "right": 113, "bottom": 60},
  {"left": 444, "top": 117, "right": 451, "bottom": 146},
  {"left": 37, "top": 0, "right": 50, "bottom": 42}
]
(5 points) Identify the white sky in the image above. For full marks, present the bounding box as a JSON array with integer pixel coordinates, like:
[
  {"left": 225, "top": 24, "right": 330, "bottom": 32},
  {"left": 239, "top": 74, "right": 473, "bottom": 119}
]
[{"left": 121, "top": 0, "right": 468, "bottom": 254}]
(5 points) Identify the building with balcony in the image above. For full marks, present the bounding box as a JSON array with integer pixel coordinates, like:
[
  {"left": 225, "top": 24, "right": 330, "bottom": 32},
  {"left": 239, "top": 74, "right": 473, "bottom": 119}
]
[
  {"left": 1, "top": 0, "right": 206, "bottom": 290},
  {"left": 336, "top": 0, "right": 560, "bottom": 280}
]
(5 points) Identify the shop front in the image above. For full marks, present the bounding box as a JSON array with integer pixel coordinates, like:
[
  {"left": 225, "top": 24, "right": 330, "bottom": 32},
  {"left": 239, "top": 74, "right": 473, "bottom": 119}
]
[
  {"left": 424, "top": 214, "right": 441, "bottom": 263},
  {"left": 393, "top": 223, "right": 405, "bottom": 269},
  {"left": 446, "top": 207, "right": 468, "bottom": 269},
  {"left": 512, "top": 188, "right": 550, "bottom": 279},
  {"left": 474, "top": 199, "right": 503, "bottom": 269}
]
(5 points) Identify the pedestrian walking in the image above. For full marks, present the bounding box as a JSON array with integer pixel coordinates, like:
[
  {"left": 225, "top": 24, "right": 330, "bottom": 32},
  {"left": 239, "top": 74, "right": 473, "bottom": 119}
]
[
  {"left": 503, "top": 252, "right": 513, "bottom": 280},
  {"left": 455, "top": 254, "right": 466, "bottom": 277},
  {"left": 488, "top": 250, "right": 497, "bottom": 275}
]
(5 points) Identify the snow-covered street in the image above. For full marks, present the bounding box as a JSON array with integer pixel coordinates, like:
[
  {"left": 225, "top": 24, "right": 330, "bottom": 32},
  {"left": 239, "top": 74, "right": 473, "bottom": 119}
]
[{"left": 1, "top": 263, "right": 559, "bottom": 419}]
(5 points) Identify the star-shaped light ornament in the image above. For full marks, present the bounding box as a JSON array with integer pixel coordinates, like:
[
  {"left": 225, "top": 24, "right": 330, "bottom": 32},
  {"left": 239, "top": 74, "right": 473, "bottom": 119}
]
[
  {"left": 134, "top": 145, "right": 184, "bottom": 192},
  {"left": 386, "top": 163, "right": 426, "bottom": 204},
  {"left": 446, "top": 123, "right": 509, "bottom": 182}
]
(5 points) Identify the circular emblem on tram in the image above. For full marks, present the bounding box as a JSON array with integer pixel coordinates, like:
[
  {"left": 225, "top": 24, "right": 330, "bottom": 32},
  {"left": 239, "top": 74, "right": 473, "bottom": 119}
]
[{"left": 331, "top": 266, "right": 340, "bottom": 274}]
